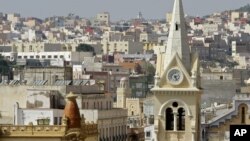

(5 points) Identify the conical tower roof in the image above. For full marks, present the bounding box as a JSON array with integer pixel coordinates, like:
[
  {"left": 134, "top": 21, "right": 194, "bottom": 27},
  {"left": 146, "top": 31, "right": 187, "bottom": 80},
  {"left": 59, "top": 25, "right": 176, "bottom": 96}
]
[{"left": 63, "top": 92, "right": 81, "bottom": 128}]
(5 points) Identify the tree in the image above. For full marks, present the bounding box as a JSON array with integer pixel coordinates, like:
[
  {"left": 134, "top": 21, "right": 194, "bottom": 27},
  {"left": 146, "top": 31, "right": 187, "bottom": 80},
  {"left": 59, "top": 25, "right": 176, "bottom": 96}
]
[
  {"left": 236, "top": 4, "right": 250, "bottom": 12},
  {"left": 140, "top": 60, "right": 156, "bottom": 84},
  {"left": 76, "top": 44, "right": 95, "bottom": 52},
  {"left": 0, "top": 55, "right": 9, "bottom": 75}
]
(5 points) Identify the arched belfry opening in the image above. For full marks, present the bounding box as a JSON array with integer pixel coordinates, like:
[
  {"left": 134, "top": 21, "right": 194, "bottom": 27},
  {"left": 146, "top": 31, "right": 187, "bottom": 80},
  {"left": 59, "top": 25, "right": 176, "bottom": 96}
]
[
  {"left": 166, "top": 108, "right": 174, "bottom": 130},
  {"left": 177, "top": 108, "right": 185, "bottom": 130},
  {"left": 164, "top": 101, "right": 187, "bottom": 131}
]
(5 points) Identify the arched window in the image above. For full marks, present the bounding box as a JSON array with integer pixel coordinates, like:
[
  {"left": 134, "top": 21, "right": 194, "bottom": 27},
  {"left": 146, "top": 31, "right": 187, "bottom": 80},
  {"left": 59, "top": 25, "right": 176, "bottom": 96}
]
[
  {"left": 238, "top": 104, "right": 248, "bottom": 124},
  {"left": 177, "top": 108, "right": 185, "bottom": 130},
  {"left": 242, "top": 107, "right": 245, "bottom": 124},
  {"left": 166, "top": 108, "right": 174, "bottom": 130},
  {"left": 202, "top": 129, "right": 205, "bottom": 139}
]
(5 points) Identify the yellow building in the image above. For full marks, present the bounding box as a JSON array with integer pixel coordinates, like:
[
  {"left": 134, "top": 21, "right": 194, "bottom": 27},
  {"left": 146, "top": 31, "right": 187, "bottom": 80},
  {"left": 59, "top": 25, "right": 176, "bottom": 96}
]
[
  {"left": 96, "top": 12, "right": 110, "bottom": 26},
  {"left": 0, "top": 92, "right": 98, "bottom": 141},
  {"left": 143, "top": 42, "right": 159, "bottom": 52},
  {"left": 231, "top": 12, "right": 240, "bottom": 23}
]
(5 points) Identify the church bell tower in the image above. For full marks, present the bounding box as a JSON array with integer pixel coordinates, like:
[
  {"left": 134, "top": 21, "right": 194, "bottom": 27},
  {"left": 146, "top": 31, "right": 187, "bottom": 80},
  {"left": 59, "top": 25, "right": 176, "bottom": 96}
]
[{"left": 151, "top": 0, "right": 201, "bottom": 141}]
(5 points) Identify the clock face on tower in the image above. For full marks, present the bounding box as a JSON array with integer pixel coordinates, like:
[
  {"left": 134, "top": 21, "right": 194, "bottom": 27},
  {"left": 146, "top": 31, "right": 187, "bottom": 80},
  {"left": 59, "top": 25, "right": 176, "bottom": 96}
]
[{"left": 167, "top": 68, "right": 183, "bottom": 85}]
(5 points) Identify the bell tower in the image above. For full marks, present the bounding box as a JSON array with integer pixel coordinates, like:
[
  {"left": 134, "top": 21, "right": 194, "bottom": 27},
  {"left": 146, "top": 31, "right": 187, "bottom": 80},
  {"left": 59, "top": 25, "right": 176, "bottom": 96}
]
[{"left": 151, "top": 0, "right": 201, "bottom": 141}]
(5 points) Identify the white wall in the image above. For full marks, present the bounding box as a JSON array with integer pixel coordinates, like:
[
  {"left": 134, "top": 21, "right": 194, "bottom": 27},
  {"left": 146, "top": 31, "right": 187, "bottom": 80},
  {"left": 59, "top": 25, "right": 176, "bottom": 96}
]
[
  {"left": 144, "top": 125, "right": 156, "bottom": 141},
  {"left": 79, "top": 109, "right": 98, "bottom": 123},
  {"left": 16, "top": 109, "right": 63, "bottom": 125}
]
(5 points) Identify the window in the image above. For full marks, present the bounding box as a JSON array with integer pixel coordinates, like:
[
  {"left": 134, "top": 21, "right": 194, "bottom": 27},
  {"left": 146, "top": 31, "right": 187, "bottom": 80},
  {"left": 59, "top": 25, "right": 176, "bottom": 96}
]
[
  {"left": 136, "top": 91, "right": 143, "bottom": 97},
  {"left": 51, "top": 95, "right": 56, "bottom": 108},
  {"left": 242, "top": 107, "right": 245, "bottom": 124},
  {"left": 54, "top": 117, "right": 58, "bottom": 125},
  {"left": 42, "top": 55, "right": 46, "bottom": 59},
  {"left": 30, "top": 56, "right": 34, "bottom": 59},
  {"left": 60, "top": 55, "right": 64, "bottom": 58},
  {"left": 37, "top": 118, "right": 50, "bottom": 125},
  {"left": 36, "top": 55, "right": 40, "bottom": 59},
  {"left": 18, "top": 56, "right": 22, "bottom": 59},
  {"left": 172, "top": 102, "right": 178, "bottom": 107},
  {"left": 177, "top": 108, "right": 185, "bottom": 130},
  {"left": 48, "top": 55, "right": 52, "bottom": 58},
  {"left": 175, "top": 23, "right": 179, "bottom": 30},
  {"left": 146, "top": 131, "right": 151, "bottom": 137},
  {"left": 68, "top": 46, "right": 72, "bottom": 51},
  {"left": 59, "top": 117, "right": 62, "bottom": 125},
  {"left": 220, "top": 76, "right": 223, "bottom": 80},
  {"left": 24, "top": 56, "right": 27, "bottom": 59},
  {"left": 54, "top": 55, "right": 58, "bottom": 58},
  {"left": 166, "top": 108, "right": 173, "bottom": 130},
  {"left": 202, "top": 129, "right": 205, "bottom": 139},
  {"left": 136, "top": 83, "right": 143, "bottom": 88},
  {"left": 149, "top": 115, "right": 154, "bottom": 124}
]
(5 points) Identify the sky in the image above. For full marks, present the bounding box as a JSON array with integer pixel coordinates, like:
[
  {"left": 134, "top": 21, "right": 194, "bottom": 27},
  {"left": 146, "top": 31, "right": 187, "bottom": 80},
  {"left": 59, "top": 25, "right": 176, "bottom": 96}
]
[{"left": 0, "top": 0, "right": 249, "bottom": 20}]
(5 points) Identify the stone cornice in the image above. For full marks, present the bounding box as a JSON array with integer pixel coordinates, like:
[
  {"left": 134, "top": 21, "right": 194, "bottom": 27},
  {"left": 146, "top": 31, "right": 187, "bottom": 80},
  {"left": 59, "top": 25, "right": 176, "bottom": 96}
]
[{"left": 0, "top": 125, "right": 66, "bottom": 137}]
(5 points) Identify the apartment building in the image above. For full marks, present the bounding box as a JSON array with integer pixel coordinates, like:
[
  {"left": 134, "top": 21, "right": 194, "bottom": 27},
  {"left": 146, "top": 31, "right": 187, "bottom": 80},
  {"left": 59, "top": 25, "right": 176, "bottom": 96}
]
[{"left": 101, "top": 40, "right": 144, "bottom": 54}]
